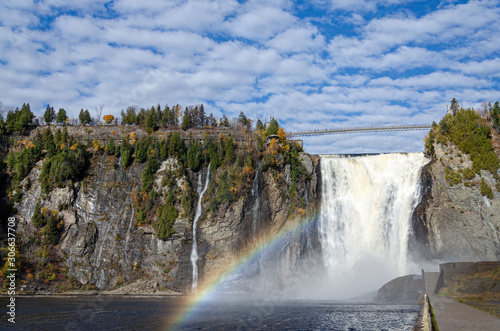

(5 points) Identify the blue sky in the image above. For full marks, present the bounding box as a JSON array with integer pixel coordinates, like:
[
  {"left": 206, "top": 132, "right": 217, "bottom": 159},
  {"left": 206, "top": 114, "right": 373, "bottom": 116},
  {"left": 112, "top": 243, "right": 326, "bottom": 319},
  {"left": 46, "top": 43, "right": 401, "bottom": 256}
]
[{"left": 1, "top": 0, "right": 499, "bottom": 153}]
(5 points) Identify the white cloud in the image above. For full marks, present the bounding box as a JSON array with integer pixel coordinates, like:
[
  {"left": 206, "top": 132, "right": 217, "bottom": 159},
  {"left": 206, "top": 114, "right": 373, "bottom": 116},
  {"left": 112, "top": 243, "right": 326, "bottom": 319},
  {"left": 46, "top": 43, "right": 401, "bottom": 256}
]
[
  {"left": 266, "top": 25, "right": 325, "bottom": 53},
  {"left": 224, "top": 6, "right": 296, "bottom": 41},
  {"left": 0, "top": 0, "right": 499, "bottom": 154},
  {"left": 370, "top": 72, "right": 491, "bottom": 89}
]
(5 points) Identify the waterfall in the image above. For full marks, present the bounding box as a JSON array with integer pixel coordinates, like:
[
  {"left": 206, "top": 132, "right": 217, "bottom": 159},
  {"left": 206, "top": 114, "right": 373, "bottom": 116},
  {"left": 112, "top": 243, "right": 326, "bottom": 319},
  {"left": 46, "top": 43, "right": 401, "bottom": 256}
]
[
  {"left": 191, "top": 166, "right": 210, "bottom": 291},
  {"left": 316, "top": 153, "right": 428, "bottom": 299},
  {"left": 251, "top": 162, "right": 261, "bottom": 238}
]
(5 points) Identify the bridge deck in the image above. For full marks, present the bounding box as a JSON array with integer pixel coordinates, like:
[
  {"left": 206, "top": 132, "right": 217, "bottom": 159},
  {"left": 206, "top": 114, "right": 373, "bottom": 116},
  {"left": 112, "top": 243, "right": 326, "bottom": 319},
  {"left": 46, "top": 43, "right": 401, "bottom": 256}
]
[{"left": 288, "top": 124, "right": 431, "bottom": 137}]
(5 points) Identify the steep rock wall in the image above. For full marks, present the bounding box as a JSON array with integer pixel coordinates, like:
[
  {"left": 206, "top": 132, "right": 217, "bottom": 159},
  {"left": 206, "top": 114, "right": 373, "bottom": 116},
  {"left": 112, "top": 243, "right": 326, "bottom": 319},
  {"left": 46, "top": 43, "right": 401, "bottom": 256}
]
[
  {"left": 412, "top": 143, "right": 500, "bottom": 262},
  {"left": 14, "top": 152, "right": 321, "bottom": 293}
]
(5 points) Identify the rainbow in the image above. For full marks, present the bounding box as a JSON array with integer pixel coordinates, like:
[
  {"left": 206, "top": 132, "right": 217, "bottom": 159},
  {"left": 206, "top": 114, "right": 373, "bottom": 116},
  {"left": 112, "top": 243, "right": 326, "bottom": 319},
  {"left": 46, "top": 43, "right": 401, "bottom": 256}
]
[{"left": 167, "top": 211, "right": 320, "bottom": 330}]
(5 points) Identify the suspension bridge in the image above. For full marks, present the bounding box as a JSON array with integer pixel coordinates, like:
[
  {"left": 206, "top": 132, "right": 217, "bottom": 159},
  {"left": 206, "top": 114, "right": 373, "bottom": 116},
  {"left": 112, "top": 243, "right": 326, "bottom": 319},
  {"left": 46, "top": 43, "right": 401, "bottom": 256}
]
[{"left": 287, "top": 124, "right": 432, "bottom": 138}]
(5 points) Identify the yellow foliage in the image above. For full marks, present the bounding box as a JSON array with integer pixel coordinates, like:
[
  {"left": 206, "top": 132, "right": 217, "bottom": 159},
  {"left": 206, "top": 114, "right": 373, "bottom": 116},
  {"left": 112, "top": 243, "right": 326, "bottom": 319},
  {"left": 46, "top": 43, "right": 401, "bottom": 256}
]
[
  {"left": 65, "top": 117, "right": 69, "bottom": 124},
  {"left": 26, "top": 141, "right": 35, "bottom": 149},
  {"left": 60, "top": 144, "right": 67, "bottom": 150},
  {"left": 229, "top": 186, "right": 238, "bottom": 195},
  {"left": 70, "top": 143, "right": 78, "bottom": 150},
  {"left": 19, "top": 138, "right": 35, "bottom": 149},
  {"left": 92, "top": 139, "right": 102, "bottom": 151},
  {"left": 103, "top": 114, "right": 115, "bottom": 124},
  {"left": 130, "top": 132, "right": 136, "bottom": 145},
  {"left": 277, "top": 127, "right": 286, "bottom": 143},
  {"left": 298, "top": 208, "right": 306, "bottom": 216},
  {"left": 218, "top": 133, "right": 226, "bottom": 143},
  {"left": 268, "top": 138, "right": 279, "bottom": 156},
  {"left": 111, "top": 131, "right": 116, "bottom": 136}
]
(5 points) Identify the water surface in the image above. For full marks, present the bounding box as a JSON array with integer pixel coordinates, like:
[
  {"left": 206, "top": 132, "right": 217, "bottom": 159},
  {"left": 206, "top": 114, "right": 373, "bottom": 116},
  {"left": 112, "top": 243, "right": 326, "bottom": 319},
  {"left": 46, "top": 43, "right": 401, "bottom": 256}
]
[{"left": 0, "top": 296, "right": 418, "bottom": 330}]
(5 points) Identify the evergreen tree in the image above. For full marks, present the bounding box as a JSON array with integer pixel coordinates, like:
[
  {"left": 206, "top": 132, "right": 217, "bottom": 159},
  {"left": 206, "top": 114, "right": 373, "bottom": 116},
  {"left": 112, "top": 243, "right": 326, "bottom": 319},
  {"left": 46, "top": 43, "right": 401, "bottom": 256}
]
[
  {"left": 199, "top": 104, "right": 206, "bottom": 127},
  {"left": 44, "top": 105, "right": 56, "bottom": 125},
  {"left": 145, "top": 109, "right": 158, "bottom": 133},
  {"left": 181, "top": 110, "right": 193, "bottom": 131},
  {"left": 45, "top": 214, "right": 60, "bottom": 245},
  {"left": 32, "top": 202, "right": 46, "bottom": 227},
  {"left": 78, "top": 109, "right": 92, "bottom": 125},
  {"left": 224, "top": 136, "right": 235, "bottom": 165},
  {"left": 106, "top": 137, "right": 116, "bottom": 155},
  {"left": 266, "top": 117, "right": 280, "bottom": 136},
  {"left": 56, "top": 108, "right": 67, "bottom": 125}
]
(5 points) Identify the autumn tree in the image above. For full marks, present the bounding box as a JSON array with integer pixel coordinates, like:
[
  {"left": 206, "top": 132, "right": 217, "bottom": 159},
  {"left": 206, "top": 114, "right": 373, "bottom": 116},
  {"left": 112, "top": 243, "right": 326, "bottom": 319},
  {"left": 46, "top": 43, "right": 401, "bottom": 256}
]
[
  {"left": 103, "top": 114, "right": 115, "bottom": 125},
  {"left": 277, "top": 127, "right": 287, "bottom": 145}
]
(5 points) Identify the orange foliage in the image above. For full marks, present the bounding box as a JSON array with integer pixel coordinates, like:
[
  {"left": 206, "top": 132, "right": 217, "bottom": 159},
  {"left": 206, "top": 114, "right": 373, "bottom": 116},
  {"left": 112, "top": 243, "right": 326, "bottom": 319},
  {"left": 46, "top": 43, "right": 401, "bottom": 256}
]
[
  {"left": 103, "top": 114, "right": 115, "bottom": 124},
  {"left": 268, "top": 138, "right": 279, "bottom": 156},
  {"left": 218, "top": 133, "right": 226, "bottom": 143},
  {"left": 70, "top": 143, "right": 78, "bottom": 150},
  {"left": 130, "top": 132, "right": 136, "bottom": 145},
  {"left": 60, "top": 144, "right": 67, "bottom": 150},
  {"left": 18, "top": 138, "right": 35, "bottom": 149},
  {"left": 92, "top": 139, "right": 102, "bottom": 151},
  {"left": 111, "top": 131, "right": 116, "bottom": 136},
  {"left": 277, "top": 127, "right": 286, "bottom": 144}
]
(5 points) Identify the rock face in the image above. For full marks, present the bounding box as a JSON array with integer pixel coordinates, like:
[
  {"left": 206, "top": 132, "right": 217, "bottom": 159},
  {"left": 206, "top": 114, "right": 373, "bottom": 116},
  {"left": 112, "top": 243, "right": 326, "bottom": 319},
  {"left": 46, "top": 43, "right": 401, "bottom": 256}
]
[
  {"left": 374, "top": 274, "right": 423, "bottom": 305},
  {"left": 411, "top": 143, "right": 500, "bottom": 262},
  {"left": 14, "top": 151, "right": 321, "bottom": 293}
]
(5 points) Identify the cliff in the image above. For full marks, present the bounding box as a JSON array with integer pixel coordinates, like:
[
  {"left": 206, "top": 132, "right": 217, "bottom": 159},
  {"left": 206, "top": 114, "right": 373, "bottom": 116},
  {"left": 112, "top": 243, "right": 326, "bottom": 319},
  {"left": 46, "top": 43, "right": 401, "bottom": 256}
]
[
  {"left": 3, "top": 126, "right": 321, "bottom": 294},
  {"left": 412, "top": 113, "right": 500, "bottom": 262}
]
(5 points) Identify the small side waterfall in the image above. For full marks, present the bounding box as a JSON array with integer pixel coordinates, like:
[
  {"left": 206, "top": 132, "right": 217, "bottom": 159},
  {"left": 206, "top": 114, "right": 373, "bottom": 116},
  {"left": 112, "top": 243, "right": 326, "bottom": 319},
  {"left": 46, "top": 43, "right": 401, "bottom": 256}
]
[
  {"left": 191, "top": 166, "right": 210, "bottom": 291},
  {"left": 251, "top": 162, "right": 261, "bottom": 239},
  {"left": 315, "top": 153, "right": 428, "bottom": 298}
]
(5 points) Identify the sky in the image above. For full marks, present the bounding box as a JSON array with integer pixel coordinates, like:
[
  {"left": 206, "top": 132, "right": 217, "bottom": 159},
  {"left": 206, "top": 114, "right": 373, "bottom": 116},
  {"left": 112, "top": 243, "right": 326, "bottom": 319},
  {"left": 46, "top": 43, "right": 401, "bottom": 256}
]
[{"left": 1, "top": 0, "right": 499, "bottom": 154}]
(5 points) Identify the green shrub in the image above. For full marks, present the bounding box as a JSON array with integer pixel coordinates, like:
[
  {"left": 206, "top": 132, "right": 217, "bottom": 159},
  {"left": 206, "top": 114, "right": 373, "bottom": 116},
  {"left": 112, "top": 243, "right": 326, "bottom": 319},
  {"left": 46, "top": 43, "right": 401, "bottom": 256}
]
[
  {"left": 45, "top": 213, "right": 60, "bottom": 245},
  {"left": 481, "top": 178, "right": 494, "bottom": 199},
  {"left": 32, "top": 202, "right": 46, "bottom": 227},
  {"left": 463, "top": 168, "right": 475, "bottom": 180}
]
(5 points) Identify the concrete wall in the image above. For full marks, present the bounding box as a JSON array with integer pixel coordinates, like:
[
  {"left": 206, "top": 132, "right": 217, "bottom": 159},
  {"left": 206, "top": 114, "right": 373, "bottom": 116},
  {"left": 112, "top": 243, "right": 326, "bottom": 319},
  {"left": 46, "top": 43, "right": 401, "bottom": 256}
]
[{"left": 435, "top": 261, "right": 500, "bottom": 293}]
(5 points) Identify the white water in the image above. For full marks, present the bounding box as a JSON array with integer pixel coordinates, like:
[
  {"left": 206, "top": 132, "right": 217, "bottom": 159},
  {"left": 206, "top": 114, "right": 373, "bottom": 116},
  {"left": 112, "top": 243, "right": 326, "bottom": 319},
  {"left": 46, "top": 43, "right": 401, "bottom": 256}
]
[
  {"left": 315, "top": 153, "right": 428, "bottom": 299},
  {"left": 191, "top": 166, "right": 210, "bottom": 291},
  {"left": 251, "top": 162, "right": 261, "bottom": 238}
]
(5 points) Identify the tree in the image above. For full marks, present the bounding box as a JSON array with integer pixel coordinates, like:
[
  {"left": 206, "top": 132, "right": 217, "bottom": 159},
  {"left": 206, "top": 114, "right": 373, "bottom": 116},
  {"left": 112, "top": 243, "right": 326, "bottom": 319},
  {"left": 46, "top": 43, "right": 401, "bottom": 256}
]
[
  {"left": 199, "top": 104, "right": 206, "bottom": 127},
  {"left": 450, "top": 98, "right": 459, "bottom": 114},
  {"left": 103, "top": 114, "right": 115, "bottom": 125},
  {"left": 44, "top": 105, "right": 56, "bottom": 125},
  {"left": 95, "top": 104, "right": 105, "bottom": 125},
  {"left": 181, "top": 110, "right": 193, "bottom": 131},
  {"left": 32, "top": 202, "right": 46, "bottom": 227},
  {"left": 106, "top": 137, "right": 116, "bottom": 155},
  {"left": 266, "top": 117, "right": 279, "bottom": 136},
  {"left": 277, "top": 127, "right": 287, "bottom": 144},
  {"left": 491, "top": 101, "right": 500, "bottom": 131},
  {"left": 121, "top": 106, "right": 137, "bottom": 125},
  {"left": 238, "top": 111, "right": 251, "bottom": 130},
  {"left": 145, "top": 109, "right": 158, "bottom": 133},
  {"left": 79, "top": 109, "right": 92, "bottom": 125},
  {"left": 56, "top": 108, "right": 67, "bottom": 125},
  {"left": 5, "top": 103, "right": 35, "bottom": 134}
]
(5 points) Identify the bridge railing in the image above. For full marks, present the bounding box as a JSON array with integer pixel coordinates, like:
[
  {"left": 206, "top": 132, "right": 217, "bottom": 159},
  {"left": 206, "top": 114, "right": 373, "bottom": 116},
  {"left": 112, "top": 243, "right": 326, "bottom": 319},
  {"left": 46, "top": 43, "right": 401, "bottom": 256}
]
[{"left": 287, "top": 124, "right": 432, "bottom": 137}]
